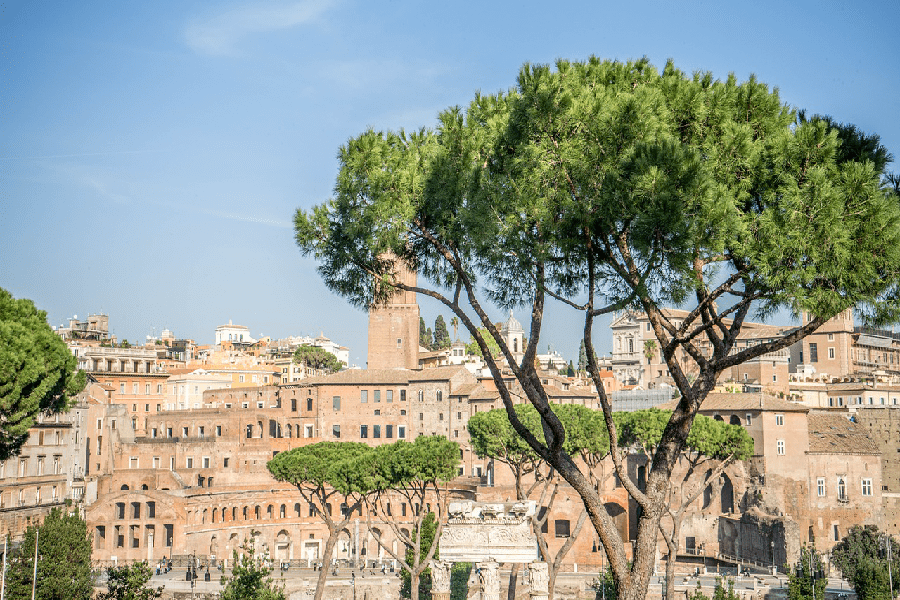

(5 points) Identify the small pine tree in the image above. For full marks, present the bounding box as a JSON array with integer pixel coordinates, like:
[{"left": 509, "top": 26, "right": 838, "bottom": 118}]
[
  {"left": 419, "top": 317, "right": 432, "bottom": 350},
  {"left": 788, "top": 547, "right": 827, "bottom": 600},
  {"left": 97, "top": 561, "right": 163, "bottom": 600},
  {"left": 434, "top": 315, "right": 451, "bottom": 349},
  {"left": 578, "top": 340, "right": 588, "bottom": 372},
  {"left": 220, "top": 538, "right": 286, "bottom": 600},
  {"left": 4, "top": 508, "right": 94, "bottom": 600}
]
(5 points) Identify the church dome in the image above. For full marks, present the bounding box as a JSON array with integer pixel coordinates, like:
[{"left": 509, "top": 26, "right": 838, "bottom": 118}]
[{"left": 501, "top": 311, "right": 524, "bottom": 334}]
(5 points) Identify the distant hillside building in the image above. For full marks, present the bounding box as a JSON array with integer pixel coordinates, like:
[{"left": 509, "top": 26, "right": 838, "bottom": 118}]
[{"left": 215, "top": 320, "right": 255, "bottom": 350}]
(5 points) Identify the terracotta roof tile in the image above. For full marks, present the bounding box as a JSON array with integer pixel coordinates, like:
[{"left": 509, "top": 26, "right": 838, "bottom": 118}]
[
  {"left": 807, "top": 412, "right": 880, "bottom": 455},
  {"left": 660, "top": 393, "right": 808, "bottom": 413}
]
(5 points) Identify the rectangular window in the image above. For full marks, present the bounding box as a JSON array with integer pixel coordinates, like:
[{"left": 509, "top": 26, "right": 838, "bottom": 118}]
[
  {"left": 398, "top": 426, "right": 406, "bottom": 439},
  {"left": 360, "top": 425, "right": 368, "bottom": 439},
  {"left": 776, "top": 440, "right": 785, "bottom": 455},
  {"left": 307, "top": 398, "right": 313, "bottom": 411},
  {"left": 386, "top": 390, "right": 393, "bottom": 403},
  {"left": 129, "top": 457, "right": 138, "bottom": 469},
  {"left": 157, "top": 384, "right": 162, "bottom": 394},
  {"left": 145, "top": 384, "right": 150, "bottom": 394},
  {"left": 745, "top": 414, "right": 752, "bottom": 426},
  {"left": 120, "top": 383, "right": 125, "bottom": 394},
  {"left": 203, "top": 457, "right": 210, "bottom": 468},
  {"left": 862, "top": 479, "right": 873, "bottom": 496},
  {"left": 829, "top": 347, "right": 835, "bottom": 359},
  {"left": 817, "top": 478, "right": 825, "bottom": 497},
  {"left": 374, "top": 390, "right": 381, "bottom": 403},
  {"left": 400, "top": 390, "right": 406, "bottom": 402},
  {"left": 182, "top": 427, "right": 188, "bottom": 437},
  {"left": 386, "top": 425, "right": 393, "bottom": 438},
  {"left": 239, "top": 375, "right": 245, "bottom": 382},
  {"left": 186, "top": 457, "right": 194, "bottom": 469},
  {"left": 305, "top": 425, "right": 313, "bottom": 438},
  {"left": 224, "top": 457, "right": 230, "bottom": 468},
  {"left": 153, "top": 457, "right": 160, "bottom": 469},
  {"left": 360, "top": 390, "right": 368, "bottom": 403},
  {"left": 332, "top": 425, "right": 341, "bottom": 438},
  {"left": 373, "top": 425, "right": 381, "bottom": 439},
  {"left": 775, "top": 414, "right": 784, "bottom": 426},
  {"left": 333, "top": 396, "right": 341, "bottom": 411},
  {"left": 809, "top": 343, "right": 818, "bottom": 363},
  {"left": 834, "top": 525, "right": 840, "bottom": 541},
  {"left": 216, "top": 425, "right": 222, "bottom": 436},
  {"left": 554, "top": 520, "right": 571, "bottom": 538}
]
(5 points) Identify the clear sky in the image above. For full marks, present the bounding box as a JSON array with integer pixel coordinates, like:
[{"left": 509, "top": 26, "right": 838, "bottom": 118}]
[{"left": 1, "top": 0, "right": 898, "bottom": 367}]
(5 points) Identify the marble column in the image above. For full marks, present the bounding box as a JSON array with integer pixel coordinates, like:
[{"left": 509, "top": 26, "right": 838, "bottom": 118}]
[
  {"left": 477, "top": 560, "right": 500, "bottom": 600},
  {"left": 527, "top": 561, "right": 549, "bottom": 600},
  {"left": 430, "top": 560, "right": 452, "bottom": 600}
]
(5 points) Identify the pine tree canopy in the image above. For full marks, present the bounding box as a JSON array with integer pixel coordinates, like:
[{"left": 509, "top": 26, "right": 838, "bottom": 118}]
[
  {"left": 0, "top": 288, "right": 86, "bottom": 460},
  {"left": 293, "top": 56, "right": 900, "bottom": 600}
]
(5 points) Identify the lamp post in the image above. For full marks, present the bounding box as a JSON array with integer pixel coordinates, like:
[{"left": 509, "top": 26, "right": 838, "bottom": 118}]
[
  {"left": 884, "top": 535, "right": 894, "bottom": 600},
  {"left": 185, "top": 551, "right": 197, "bottom": 600},
  {"left": 771, "top": 540, "right": 776, "bottom": 575}
]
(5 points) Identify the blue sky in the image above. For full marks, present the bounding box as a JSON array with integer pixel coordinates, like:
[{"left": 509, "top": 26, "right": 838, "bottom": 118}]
[{"left": 1, "top": 0, "right": 898, "bottom": 366}]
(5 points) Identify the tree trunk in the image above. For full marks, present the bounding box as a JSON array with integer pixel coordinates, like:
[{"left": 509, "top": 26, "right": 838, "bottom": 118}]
[
  {"left": 664, "top": 528, "right": 678, "bottom": 600},
  {"left": 507, "top": 563, "right": 520, "bottom": 600},
  {"left": 410, "top": 568, "right": 420, "bottom": 600},
  {"left": 314, "top": 530, "right": 340, "bottom": 600}
]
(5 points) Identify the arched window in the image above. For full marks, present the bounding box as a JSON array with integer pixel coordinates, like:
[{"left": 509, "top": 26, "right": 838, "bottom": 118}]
[
  {"left": 286, "top": 424, "right": 292, "bottom": 438},
  {"left": 729, "top": 415, "right": 741, "bottom": 426},
  {"left": 243, "top": 506, "right": 248, "bottom": 520},
  {"left": 232, "top": 507, "right": 236, "bottom": 521},
  {"left": 121, "top": 485, "right": 130, "bottom": 490},
  {"left": 280, "top": 504, "right": 286, "bottom": 519},
  {"left": 838, "top": 478, "right": 847, "bottom": 501},
  {"left": 294, "top": 503, "right": 302, "bottom": 517},
  {"left": 246, "top": 424, "right": 252, "bottom": 439},
  {"left": 267, "top": 505, "right": 273, "bottom": 519},
  {"left": 255, "top": 506, "right": 261, "bottom": 520},
  {"left": 513, "top": 339, "right": 518, "bottom": 353},
  {"left": 257, "top": 421, "right": 263, "bottom": 438}
]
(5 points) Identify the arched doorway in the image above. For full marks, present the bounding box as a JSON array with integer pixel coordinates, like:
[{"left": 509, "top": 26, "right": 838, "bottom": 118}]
[
  {"left": 276, "top": 530, "right": 291, "bottom": 561},
  {"left": 720, "top": 473, "right": 734, "bottom": 514}
]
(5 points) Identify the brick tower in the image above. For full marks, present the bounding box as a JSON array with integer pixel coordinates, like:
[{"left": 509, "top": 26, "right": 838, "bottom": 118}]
[{"left": 367, "top": 262, "right": 420, "bottom": 370}]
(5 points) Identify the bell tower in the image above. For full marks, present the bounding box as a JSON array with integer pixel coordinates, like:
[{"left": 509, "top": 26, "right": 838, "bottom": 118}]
[{"left": 367, "top": 262, "right": 420, "bottom": 370}]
